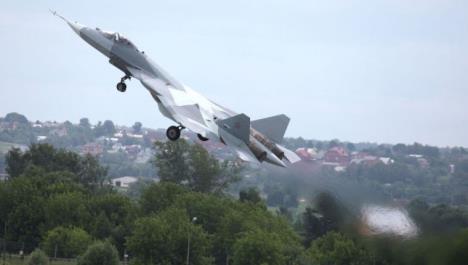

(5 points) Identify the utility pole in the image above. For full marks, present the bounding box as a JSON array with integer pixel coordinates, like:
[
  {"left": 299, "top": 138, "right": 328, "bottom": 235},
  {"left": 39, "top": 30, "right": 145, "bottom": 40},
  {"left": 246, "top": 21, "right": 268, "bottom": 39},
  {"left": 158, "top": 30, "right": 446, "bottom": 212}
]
[
  {"left": 186, "top": 217, "right": 197, "bottom": 265},
  {"left": 186, "top": 229, "right": 191, "bottom": 265},
  {"left": 2, "top": 222, "right": 6, "bottom": 265},
  {"left": 124, "top": 249, "right": 128, "bottom": 265}
]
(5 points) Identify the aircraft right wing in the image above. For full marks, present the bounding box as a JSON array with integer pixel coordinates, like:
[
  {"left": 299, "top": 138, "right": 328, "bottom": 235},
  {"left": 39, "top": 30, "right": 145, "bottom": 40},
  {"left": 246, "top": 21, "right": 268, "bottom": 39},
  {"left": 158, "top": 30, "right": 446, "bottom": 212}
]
[{"left": 128, "top": 66, "right": 237, "bottom": 140}]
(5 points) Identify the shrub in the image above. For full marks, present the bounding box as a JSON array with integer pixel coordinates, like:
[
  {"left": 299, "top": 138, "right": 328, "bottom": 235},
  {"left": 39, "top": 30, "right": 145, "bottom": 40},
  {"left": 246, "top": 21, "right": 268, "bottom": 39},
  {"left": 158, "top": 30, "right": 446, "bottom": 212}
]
[
  {"left": 27, "top": 249, "right": 49, "bottom": 265},
  {"left": 78, "top": 241, "right": 119, "bottom": 265}
]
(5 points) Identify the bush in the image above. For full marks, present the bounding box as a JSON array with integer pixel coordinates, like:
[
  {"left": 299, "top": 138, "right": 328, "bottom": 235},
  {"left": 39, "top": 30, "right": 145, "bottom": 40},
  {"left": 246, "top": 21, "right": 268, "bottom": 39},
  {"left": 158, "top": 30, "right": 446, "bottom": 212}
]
[
  {"left": 27, "top": 249, "right": 49, "bottom": 265},
  {"left": 78, "top": 241, "right": 119, "bottom": 265}
]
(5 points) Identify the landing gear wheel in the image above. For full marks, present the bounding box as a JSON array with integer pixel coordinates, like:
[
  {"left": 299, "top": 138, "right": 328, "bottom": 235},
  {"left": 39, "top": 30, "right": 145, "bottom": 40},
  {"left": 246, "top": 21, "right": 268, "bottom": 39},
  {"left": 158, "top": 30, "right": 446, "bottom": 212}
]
[
  {"left": 116, "top": 82, "right": 127, "bottom": 92},
  {"left": 166, "top": 126, "right": 181, "bottom": 141},
  {"left": 197, "top": 133, "right": 209, "bottom": 141}
]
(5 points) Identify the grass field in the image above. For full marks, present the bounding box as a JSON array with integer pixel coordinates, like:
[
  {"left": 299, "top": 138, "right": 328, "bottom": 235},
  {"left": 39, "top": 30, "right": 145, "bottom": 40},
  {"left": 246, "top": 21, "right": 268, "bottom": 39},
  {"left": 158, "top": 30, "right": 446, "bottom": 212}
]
[{"left": 1, "top": 255, "right": 76, "bottom": 265}]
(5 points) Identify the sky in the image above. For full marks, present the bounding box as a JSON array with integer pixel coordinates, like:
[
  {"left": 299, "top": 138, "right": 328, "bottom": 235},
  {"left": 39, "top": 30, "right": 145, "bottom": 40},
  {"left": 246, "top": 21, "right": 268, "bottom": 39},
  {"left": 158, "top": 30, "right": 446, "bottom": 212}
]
[{"left": 1, "top": 0, "right": 467, "bottom": 147}]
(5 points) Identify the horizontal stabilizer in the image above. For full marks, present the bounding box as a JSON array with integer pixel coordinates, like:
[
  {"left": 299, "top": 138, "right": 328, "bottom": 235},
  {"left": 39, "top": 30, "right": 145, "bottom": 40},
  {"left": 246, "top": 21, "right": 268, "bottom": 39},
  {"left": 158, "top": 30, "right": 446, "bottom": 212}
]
[
  {"left": 217, "top": 113, "right": 250, "bottom": 143},
  {"left": 252, "top": 114, "right": 290, "bottom": 143}
]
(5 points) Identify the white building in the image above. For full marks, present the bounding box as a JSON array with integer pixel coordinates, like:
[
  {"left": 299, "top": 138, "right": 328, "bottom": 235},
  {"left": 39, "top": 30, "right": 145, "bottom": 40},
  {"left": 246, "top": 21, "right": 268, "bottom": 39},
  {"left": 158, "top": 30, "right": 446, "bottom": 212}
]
[{"left": 111, "top": 176, "right": 138, "bottom": 188}]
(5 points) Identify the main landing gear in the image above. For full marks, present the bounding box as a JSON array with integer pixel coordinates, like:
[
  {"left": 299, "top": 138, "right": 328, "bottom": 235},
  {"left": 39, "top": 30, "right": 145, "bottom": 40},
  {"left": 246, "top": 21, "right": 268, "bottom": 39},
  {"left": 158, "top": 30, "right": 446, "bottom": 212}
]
[
  {"left": 116, "top": 75, "right": 131, "bottom": 92},
  {"left": 166, "top": 126, "right": 183, "bottom": 141}
]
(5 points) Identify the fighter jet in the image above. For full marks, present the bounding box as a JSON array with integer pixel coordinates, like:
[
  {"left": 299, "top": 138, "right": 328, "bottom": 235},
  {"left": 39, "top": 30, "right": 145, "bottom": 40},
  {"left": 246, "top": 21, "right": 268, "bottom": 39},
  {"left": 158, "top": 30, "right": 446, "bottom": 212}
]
[{"left": 52, "top": 11, "right": 300, "bottom": 167}]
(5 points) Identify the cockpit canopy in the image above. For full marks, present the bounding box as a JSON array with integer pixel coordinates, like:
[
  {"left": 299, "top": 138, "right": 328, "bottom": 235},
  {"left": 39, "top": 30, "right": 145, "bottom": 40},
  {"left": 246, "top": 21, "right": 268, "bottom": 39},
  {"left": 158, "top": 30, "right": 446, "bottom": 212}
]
[{"left": 96, "top": 28, "right": 138, "bottom": 50}]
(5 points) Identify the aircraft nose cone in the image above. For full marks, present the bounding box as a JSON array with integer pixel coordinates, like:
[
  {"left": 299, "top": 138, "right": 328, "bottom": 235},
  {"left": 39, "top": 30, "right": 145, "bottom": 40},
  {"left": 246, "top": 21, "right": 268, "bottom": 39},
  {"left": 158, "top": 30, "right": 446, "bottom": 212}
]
[{"left": 67, "top": 21, "right": 84, "bottom": 35}]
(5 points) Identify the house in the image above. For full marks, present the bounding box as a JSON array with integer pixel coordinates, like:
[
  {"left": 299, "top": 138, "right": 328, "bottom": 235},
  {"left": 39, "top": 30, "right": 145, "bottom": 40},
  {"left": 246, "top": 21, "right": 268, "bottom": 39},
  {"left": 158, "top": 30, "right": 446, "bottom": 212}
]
[
  {"left": 350, "top": 154, "right": 394, "bottom": 166},
  {"left": 37, "top": 135, "right": 47, "bottom": 141},
  {"left": 111, "top": 176, "right": 138, "bottom": 188},
  {"left": 323, "top": 147, "right": 349, "bottom": 166},
  {"left": 125, "top": 145, "right": 141, "bottom": 156},
  {"left": 295, "top": 147, "right": 317, "bottom": 161},
  {"left": 81, "top": 143, "right": 104, "bottom": 156}
]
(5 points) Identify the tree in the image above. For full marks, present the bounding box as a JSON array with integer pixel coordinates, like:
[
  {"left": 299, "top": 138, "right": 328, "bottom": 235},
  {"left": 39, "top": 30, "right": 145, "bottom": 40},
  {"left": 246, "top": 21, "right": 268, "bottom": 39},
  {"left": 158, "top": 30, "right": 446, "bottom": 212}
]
[
  {"left": 79, "top": 118, "right": 91, "bottom": 128},
  {"left": 154, "top": 140, "right": 192, "bottom": 184},
  {"left": 78, "top": 241, "right": 119, "bottom": 265},
  {"left": 4, "top": 112, "right": 28, "bottom": 124},
  {"left": 314, "top": 193, "right": 347, "bottom": 233},
  {"left": 132, "top": 122, "right": 142, "bottom": 133},
  {"left": 5, "top": 147, "right": 27, "bottom": 178},
  {"left": 44, "top": 192, "right": 90, "bottom": 230},
  {"left": 305, "top": 232, "right": 371, "bottom": 265},
  {"left": 232, "top": 229, "right": 287, "bottom": 265},
  {"left": 102, "top": 120, "right": 116, "bottom": 135},
  {"left": 94, "top": 120, "right": 116, "bottom": 137},
  {"left": 5, "top": 143, "right": 107, "bottom": 187},
  {"left": 42, "top": 226, "right": 92, "bottom": 258},
  {"left": 153, "top": 140, "right": 241, "bottom": 193},
  {"left": 140, "top": 182, "right": 188, "bottom": 214},
  {"left": 302, "top": 207, "right": 327, "bottom": 247},
  {"left": 127, "top": 208, "right": 212, "bottom": 265},
  {"left": 239, "top": 187, "right": 262, "bottom": 204},
  {"left": 346, "top": 143, "right": 356, "bottom": 152},
  {"left": 27, "top": 249, "right": 49, "bottom": 265},
  {"left": 78, "top": 154, "right": 108, "bottom": 188}
]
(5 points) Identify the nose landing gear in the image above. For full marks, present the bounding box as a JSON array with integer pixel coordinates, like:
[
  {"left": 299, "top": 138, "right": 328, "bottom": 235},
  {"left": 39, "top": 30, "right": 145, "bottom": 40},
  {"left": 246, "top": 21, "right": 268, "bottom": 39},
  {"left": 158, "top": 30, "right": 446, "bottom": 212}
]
[
  {"left": 166, "top": 126, "right": 184, "bottom": 141},
  {"left": 116, "top": 75, "right": 131, "bottom": 92}
]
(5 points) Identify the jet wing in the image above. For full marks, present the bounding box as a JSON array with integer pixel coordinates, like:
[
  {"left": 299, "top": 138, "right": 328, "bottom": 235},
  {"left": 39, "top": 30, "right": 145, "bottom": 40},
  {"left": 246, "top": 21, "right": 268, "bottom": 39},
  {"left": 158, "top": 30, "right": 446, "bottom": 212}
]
[{"left": 127, "top": 67, "right": 231, "bottom": 138}]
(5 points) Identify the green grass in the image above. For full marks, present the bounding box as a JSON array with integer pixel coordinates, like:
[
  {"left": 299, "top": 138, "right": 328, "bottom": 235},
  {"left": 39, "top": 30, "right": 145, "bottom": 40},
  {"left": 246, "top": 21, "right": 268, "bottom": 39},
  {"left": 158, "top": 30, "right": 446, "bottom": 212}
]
[{"left": 1, "top": 255, "right": 76, "bottom": 265}]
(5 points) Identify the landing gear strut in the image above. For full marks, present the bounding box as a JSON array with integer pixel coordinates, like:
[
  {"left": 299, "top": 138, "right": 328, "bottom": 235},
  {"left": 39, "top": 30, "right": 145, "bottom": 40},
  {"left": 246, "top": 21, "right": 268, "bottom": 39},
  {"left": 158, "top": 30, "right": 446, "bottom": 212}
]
[
  {"left": 116, "top": 75, "right": 131, "bottom": 92},
  {"left": 166, "top": 126, "right": 183, "bottom": 141}
]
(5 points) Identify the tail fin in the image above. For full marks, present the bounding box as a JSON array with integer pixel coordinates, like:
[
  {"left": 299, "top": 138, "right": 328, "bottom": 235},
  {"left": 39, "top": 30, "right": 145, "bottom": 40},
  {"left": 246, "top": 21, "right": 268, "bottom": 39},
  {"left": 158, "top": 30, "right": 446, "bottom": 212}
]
[
  {"left": 252, "top": 114, "right": 290, "bottom": 143},
  {"left": 216, "top": 113, "right": 250, "bottom": 143}
]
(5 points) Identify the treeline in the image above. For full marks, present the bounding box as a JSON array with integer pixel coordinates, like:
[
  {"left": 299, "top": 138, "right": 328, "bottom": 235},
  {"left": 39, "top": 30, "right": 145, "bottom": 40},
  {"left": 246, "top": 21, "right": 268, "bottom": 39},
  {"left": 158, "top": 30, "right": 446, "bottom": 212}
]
[
  {"left": 2, "top": 141, "right": 468, "bottom": 264},
  {"left": 0, "top": 142, "right": 302, "bottom": 264}
]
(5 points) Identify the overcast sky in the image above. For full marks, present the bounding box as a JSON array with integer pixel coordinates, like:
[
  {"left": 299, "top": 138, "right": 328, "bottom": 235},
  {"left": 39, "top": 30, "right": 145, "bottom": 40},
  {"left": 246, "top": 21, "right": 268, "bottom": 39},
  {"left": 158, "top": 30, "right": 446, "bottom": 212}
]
[{"left": 1, "top": 0, "right": 467, "bottom": 147}]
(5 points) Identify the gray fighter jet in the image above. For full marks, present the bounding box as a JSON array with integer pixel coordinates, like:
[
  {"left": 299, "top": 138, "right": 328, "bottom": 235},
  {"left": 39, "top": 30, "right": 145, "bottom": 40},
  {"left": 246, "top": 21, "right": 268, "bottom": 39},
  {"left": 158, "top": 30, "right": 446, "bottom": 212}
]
[{"left": 53, "top": 11, "right": 300, "bottom": 167}]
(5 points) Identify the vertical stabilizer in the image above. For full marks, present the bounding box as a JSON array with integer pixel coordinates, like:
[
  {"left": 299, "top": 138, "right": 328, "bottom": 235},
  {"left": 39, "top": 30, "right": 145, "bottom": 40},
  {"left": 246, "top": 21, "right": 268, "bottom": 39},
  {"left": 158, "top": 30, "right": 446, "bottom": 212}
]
[{"left": 251, "top": 114, "right": 290, "bottom": 143}]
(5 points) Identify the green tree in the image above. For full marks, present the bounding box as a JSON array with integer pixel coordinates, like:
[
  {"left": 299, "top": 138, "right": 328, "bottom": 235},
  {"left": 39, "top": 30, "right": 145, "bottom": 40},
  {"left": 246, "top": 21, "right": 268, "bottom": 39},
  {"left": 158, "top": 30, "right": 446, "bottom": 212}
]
[
  {"left": 132, "top": 122, "right": 142, "bottom": 133},
  {"left": 4, "top": 112, "right": 29, "bottom": 124},
  {"left": 94, "top": 120, "right": 116, "bottom": 137},
  {"left": 127, "top": 208, "right": 213, "bottom": 265},
  {"left": 232, "top": 229, "right": 287, "bottom": 265},
  {"left": 5, "top": 147, "right": 27, "bottom": 178},
  {"left": 88, "top": 193, "right": 136, "bottom": 254},
  {"left": 154, "top": 140, "right": 240, "bottom": 193},
  {"left": 5, "top": 143, "right": 107, "bottom": 187},
  {"left": 102, "top": 120, "right": 116, "bottom": 135},
  {"left": 239, "top": 187, "right": 262, "bottom": 204},
  {"left": 140, "top": 182, "right": 188, "bottom": 214},
  {"left": 154, "top": 140, "right": 192, "bottom": 184},
  {"left": 42, "top": 226, "right": 92, "bottom": 258},
  {"left": 78, "top": 241, "right": 119, "bottom": 265},
  {"left": 305, "top": 232, "right": 371, "bottom": 265},
  {"left": 44, "top": 192, "right": 90, "bottom": 230},
  {"left": 79, "top": 118, "right": 91, "bottom": 128}
]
